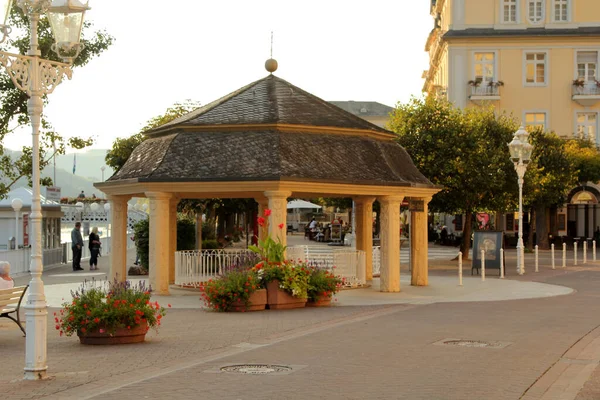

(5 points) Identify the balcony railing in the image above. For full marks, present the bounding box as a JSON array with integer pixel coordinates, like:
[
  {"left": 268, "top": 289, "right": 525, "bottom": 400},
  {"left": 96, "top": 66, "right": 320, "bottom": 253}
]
[
  {"left": 572, "top": 85, "right": 600, "bottom": 96},
  {"left": 469, "top": 84, "right": 501, "bottom": 98}
]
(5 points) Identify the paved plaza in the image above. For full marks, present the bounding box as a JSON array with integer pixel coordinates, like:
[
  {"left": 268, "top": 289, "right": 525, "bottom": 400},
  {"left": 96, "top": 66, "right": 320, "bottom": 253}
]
[{"left": 2, "top": 243, "right": 600, "bottom": 399}]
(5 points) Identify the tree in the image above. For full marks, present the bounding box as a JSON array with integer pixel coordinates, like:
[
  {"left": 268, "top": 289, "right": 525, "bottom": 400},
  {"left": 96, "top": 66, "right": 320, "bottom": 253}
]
[
  {"left": 564, "top": 139, "right": 600, "bottom": 186},
  {"left": 522, "top": 129, "right": 576, "bottom": 249},
  {"left": 105, "top": 100, "right": 200, "bottom": 173},
  {"left": 388, "top": 97, "right": 518, "bottom": 258},
  {"left": 0, "top": 6, "right": 115, "bottom": 199}
]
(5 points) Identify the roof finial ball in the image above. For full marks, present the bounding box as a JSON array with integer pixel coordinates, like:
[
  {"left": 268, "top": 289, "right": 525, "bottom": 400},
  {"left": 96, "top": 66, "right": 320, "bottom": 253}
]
[{"left": 265, "top": 58, "right": 278, "bottom": 74}]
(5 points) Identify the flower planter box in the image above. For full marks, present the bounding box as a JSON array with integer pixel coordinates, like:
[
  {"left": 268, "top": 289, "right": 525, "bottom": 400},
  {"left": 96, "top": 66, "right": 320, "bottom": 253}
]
[
  {"left": 78, "top": 323, "right": 148, "bottom": 345},
  {"left": 306, "top": 296, "right": 332, "bottom": 307},
  {"left": 266, "top": 280, "right": 307, "bottom": 310},
  {"left": 230, "top": 288, "right": 267, "bottom": 312}
]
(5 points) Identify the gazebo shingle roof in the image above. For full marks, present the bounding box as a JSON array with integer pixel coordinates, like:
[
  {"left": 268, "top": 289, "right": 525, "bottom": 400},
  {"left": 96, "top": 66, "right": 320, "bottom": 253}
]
[{"left": 109, "top": 75, "right": 435, "bottom": 188}]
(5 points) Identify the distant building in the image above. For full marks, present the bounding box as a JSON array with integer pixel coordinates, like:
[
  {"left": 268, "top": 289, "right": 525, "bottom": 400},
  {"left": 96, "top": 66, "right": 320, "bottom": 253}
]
[{"left": 329, "top": 101, "right": 394, "bottom": 129}]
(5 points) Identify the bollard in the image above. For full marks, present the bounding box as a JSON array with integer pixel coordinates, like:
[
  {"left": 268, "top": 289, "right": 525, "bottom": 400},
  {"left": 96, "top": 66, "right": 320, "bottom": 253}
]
[
  {"left": 584, "top": 241, "right": 587, "bottom": 264},
  {"left": 535, "top": 245, "right": 539, "bottom": 272},
  {"left": 458, "top": 251, "right": 463, "bottom": 286},
  {"left": 594, "top": 240, "right": 597, "bottom": 262},
  {"left": 563, "top": 243, "right": 567, "bottom": 268},
  {"left": 481, "top": 249, "right": 486, "bottom": 282},
  {"left": 551, "top": 244, "right": 555, "bottom": 270},
  {"left": 500, "top": 248, "right": 504, "bottom": 279},
  {"left": 574, "top": 242, "right": 578, "bottom": 266}
]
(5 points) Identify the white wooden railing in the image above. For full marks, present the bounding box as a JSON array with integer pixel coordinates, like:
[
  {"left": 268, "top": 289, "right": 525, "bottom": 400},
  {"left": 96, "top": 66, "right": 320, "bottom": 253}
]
[{"left": 175, "top": 249, "right": 255, "bottom": 288}]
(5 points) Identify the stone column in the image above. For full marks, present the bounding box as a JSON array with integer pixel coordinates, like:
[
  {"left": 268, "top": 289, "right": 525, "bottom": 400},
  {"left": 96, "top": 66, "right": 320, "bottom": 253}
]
[
  {"left": 108, "top": 195, "right": 130, "bottom": 282},
  {"left": 354, "top": 196, "right": 376, "bottom": 281},
  {"left": 255, "top": 197, "right": 269, "bottom": 242},
  {"left": 264, "top": 191, "right": 291, "bottom": 248},
  {"left": 410, "top": 197, "right": 431, "bottom": 287},
  {"left": 147, "top": 192, "right": 173, "bottom": 295},
  {"left": 169, "top": 197, "right": 179, "bottom": 285},
  {"left": 379, "top": 195, "right": 404, "bottom": 292}
]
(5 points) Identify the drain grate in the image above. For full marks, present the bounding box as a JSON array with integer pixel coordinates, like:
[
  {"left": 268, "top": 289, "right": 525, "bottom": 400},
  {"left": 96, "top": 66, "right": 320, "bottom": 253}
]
[
  {"left": 433, "top": 338, "right": 512, "bottom": 349},
  {"left": 442, "top": 340, "right": 502, "bottom": 348},
  {"left": 220, "top": 364, "right": 293, "bottom": 375}
]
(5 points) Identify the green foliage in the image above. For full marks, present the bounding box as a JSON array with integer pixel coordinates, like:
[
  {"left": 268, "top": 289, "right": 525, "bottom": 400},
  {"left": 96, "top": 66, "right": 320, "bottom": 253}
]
[
  {"left": 105, "top": 100, "right": 201, "bottom": 172},
  {"left": 202, "top": 240, "right": 220, "bottom": 250},
  {"left": 133, "top": 219, "right": 150, "bottom": 270},
  {"left": 56, "top": 279, "right": 167, "bottom": 337},
  {"left": 524, "top": 129, "right": 576, "bottom": 207},
  {"left": 565, "top": 139, "right": 600, "bottom": 185},
  {"left": 307, "top": 268, "right": 343, "bottom": 301},
  {"left": 201, "top": 269, "right": 262, "bottom": 312},
  {"left": 177, "top": 216, "right": 196, "bottom": 251},
  {"left": 0, "top": 6, "right": 114, "bottom": 199}
]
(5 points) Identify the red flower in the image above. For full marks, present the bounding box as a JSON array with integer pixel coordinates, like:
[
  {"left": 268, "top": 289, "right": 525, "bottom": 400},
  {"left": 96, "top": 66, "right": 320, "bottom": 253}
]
[
  {"left": 55, "top": 324, "right": 60, "bottom": 330},
  {"left": 93, "top": 318, "right": 100, "bottom": 323},
  {"left": 167, "top": 304, "right": 171, "bottom": 308},
  {"left": 86, "top": 310, "right": 91, "bottom": 316},
  {"left": 257, "top": 217, "right": 265, "bottom": 227},
  {"left": 264, "top": 209, "right": 272, "bottom": 217},
  {"left": 278, "top": 223, "right": 284, "bottom": 229},
  {"left": 81, "top": 327, "right": 87, "bottom": 333}
]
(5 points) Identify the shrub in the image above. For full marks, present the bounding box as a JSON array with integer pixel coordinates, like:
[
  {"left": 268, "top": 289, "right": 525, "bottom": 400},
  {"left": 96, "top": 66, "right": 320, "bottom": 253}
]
[
  {"left": 202, "top": 240, "right": 220, "bottom": 249},
  {"left": 201, "top": 268, "right": 263, "bottom": 311}
]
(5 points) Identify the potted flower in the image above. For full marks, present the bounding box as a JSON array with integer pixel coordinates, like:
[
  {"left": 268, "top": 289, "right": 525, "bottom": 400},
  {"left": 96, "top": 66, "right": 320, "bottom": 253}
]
[
  {"left": 201, "top": 268, "right": 266, "bottom": 312},
  {"left": 56, "top": 279, "right": 168, "bottom": 345},
  {"left": 249, "top": 209, "right": 309, "bottom": 309},
  {"left": 307, "top": 267, "right": 343, "bottom": 307},
  {"left": 467, "top": 77, "right": 482, "bottom": 87},
  {"left": 261, "top": 261, "right": 310, "bottom": 309}
]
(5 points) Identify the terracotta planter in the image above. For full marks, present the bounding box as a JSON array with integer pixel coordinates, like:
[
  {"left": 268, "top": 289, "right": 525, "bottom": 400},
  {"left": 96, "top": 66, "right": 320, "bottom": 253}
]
[
  {"left": 78, "top": 323, "right": 148, "bottom": 345},
  {"left": 266, "top": 280, "right": 307, "bottom": 310},
  {"left": 230, "top": 288, "right": 267, "bottom": 312},
  {"left": 306, "top": 296, "right": 332, "bottom": 307}
]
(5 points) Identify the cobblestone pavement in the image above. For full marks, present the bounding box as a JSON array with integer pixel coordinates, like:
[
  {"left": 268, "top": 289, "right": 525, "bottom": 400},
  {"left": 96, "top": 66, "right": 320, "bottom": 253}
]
[{"left": 3, "top": 247, "right": 600, "bottom": 399}]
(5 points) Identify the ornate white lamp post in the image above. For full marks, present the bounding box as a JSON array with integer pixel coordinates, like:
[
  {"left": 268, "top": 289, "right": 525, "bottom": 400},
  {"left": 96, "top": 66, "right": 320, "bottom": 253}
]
[
  {"left": 508, "top": 125, "right": 533, "bottom": 275},
  {"left": 100, "top": 165, "right": 105, "bottom": 181},
  {"left": 0, "top": 0, "right": 90, "bottom": 380},
  {"left": 11, "top": 197, "right": 23, "bottom": 248}
]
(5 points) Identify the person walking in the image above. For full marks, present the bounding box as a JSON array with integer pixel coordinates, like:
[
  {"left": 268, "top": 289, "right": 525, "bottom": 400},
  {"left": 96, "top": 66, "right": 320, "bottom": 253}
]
[
  {"left": 71, "top": 222, "right": 84, "bottom": 271},
  {"left": 88, "top": 227, "right": 101, "bottom": 271}
]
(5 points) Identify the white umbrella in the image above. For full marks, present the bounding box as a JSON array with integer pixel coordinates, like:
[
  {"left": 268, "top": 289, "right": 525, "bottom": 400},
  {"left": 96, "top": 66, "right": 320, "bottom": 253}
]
[{"left": 287, "top": 200, "right": 322, "bottom": 209}]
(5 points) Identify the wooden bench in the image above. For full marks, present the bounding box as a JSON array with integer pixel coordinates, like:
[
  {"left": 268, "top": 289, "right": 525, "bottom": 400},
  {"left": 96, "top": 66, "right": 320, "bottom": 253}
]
[{"left": 0, "top": 285, "right": 28, "bottom": 336}]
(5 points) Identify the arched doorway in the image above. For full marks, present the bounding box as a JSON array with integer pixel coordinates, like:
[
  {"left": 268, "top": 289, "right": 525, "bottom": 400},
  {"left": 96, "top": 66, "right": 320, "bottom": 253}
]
[{"left": 566, "top": 186, "right": 600, "bottom": 239}]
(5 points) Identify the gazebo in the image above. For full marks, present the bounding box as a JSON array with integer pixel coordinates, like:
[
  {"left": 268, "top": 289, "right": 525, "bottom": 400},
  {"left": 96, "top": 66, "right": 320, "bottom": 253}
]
[{"left": 95, "top": 64, "right": 440, "bottom": 295}]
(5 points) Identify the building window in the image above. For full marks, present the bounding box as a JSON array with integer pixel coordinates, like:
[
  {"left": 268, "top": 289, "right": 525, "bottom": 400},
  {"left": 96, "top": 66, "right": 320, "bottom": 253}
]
[
  {"left": 553, "top": 0, "right": 569, "bottom": 22},
  {"left": 474, "top": 52, "right": 495, "bottom": 84},
  {"left": 577, "top": 112, "right": 598, "bottom": 143},
  {"left": 503, "top": 0, "right": 518, "bottom": 23},
  {"left": 577, "top": 51, "right": 598, "bottom": 82},
  {"left": 527, "top": 0, "right": 544, "bottom": 24},
  {"left": 525, "top": 52, "right": 547, "bottom": 85},
  {"left": 525, "top": 112, "right": 546, "bottom": 130}
]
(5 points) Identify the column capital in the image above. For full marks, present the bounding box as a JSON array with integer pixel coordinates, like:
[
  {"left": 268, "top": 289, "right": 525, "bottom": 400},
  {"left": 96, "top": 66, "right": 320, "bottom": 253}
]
[
  {"left": 378, "top": 195, "right": 405, "bottom": 204},
  {"left": 145, "top": 191, "right": 174, "bottom": 200},
  {"left": 353, "top": 196, "right": 377, "bottom": 204},
  {"left": 106, "top": 194, "right": 131, "bottom": 203},
  {"left": 264, "top": 190, "right": 292, "bottom": 199}
]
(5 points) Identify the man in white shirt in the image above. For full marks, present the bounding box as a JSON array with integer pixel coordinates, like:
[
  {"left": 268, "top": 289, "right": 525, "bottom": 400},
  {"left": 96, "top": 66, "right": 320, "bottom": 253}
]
[
  {"left": 308, "top": 218, "right": 317, "bottom": 230},
  {"left": 0, "top": 261, "right": 14, "bottom": 290}
]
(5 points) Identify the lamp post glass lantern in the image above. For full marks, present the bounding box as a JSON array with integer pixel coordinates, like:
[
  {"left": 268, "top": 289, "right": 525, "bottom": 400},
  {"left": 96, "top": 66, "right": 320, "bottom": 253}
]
[
  {"left": 508, "top": 125, "right": 533, "bottom": 275},
  {"left": 0, "top": 0, "right": 91, "bottom": 380}
]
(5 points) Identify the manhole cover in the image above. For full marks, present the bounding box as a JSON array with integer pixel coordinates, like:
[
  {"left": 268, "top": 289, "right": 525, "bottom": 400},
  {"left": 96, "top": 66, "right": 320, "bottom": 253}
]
[
  {"left": 220, "top": 364, "right": 293, "bottom": 375},
  {"left": 442, "top": 340, "right": 503, "bottom": 348}
]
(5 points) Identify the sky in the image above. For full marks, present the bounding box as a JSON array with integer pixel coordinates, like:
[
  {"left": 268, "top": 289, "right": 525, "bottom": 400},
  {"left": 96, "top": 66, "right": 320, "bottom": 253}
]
[{"left": 3, "top": 0, "right": 432, "bottom": 151}]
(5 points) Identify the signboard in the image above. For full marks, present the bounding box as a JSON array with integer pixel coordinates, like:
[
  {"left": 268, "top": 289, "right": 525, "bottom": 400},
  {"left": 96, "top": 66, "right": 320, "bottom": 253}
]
[
  {"left": 472, "top": 231, "right": 504, "bottom": 276},
  {"left": 45, "top": 186, "right": 61, "bottom": 202},
  {"left": 23, "top": 213, "right": 29, "bottom": 247},
  {"left": 409, "top": 199, "right": 424, "bottom": 212}
]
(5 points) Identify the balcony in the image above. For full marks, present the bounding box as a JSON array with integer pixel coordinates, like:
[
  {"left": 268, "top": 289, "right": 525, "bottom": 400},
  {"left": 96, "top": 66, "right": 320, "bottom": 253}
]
[
  {"left": 468, "top": 82, "right": 502, "bottom": 102},
  {"left": 572, "top": 82, "right": 600, "bottom": 106}
]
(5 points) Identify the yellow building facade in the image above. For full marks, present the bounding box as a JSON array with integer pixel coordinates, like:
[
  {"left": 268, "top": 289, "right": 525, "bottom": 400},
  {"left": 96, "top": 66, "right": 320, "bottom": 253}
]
[{"left": 424, "top": 0, "right": 600, "bottom": 239}]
